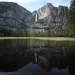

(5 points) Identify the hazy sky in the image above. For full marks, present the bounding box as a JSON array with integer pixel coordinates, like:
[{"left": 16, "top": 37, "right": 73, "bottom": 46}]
[{"left": 0, "top": 0, "right": 71, "bottom": 12}]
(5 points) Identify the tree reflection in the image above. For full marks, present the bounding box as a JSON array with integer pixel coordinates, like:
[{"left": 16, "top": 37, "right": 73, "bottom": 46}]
[{"left": 0, "top": 39, "right": 74, "bottom": 75}]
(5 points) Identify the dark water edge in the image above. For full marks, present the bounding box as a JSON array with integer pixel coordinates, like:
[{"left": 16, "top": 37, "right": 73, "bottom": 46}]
[{"left": 0, "top": 39, "right": 75, "bottom": 75}]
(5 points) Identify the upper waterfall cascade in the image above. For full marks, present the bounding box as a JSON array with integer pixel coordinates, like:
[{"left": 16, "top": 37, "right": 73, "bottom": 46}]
[{"left": 35, "top": 13, "right": 38, "bottom": 22}]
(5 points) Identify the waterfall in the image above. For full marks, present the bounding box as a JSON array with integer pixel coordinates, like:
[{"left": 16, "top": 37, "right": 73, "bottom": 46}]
[{"left": 35, "top": 13, "right": 38, "bottom": 22}]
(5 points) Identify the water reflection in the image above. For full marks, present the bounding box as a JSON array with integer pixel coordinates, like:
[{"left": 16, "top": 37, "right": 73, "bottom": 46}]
[{"left": 0, "top": 39, "right": 75, "bottom": 75}]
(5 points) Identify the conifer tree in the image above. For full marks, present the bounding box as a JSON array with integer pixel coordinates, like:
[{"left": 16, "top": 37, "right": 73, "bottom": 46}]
[
  {"left": 69, "top": 0, "right": 75, "bottom": 24},
  {"left": 69, "top": 0, "right": 75, "bottom": 36}
]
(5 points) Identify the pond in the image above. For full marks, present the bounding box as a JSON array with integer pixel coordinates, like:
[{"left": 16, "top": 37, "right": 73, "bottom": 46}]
[{"left": 0, "top": 39, "right": 75, "bottom": 75}]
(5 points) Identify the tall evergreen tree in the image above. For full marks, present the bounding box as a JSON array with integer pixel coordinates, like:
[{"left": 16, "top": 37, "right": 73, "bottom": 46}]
[
  {"left": 69, "top": 0, "right": 75, "bottom": 24},
  {"left": 69, "top": 0, "right": 75, "bottom": 36}
]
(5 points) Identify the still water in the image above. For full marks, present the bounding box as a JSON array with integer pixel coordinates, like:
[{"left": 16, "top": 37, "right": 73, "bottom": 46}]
[{"left": 0, "top": 39, "right": 75, "bottom": 75}]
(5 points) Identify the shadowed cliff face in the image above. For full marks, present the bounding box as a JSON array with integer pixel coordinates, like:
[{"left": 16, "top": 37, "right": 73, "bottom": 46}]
[{"left": 0, "top": 2, "right": 33, "bottom": 29}]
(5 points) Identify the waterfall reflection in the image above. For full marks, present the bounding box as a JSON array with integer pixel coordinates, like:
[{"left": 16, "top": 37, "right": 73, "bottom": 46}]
[{"left": 0, "top": 40, "right": 74, "bottom": 75}]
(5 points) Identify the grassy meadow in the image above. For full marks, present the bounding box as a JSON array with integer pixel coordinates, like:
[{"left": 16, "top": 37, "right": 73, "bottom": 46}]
[{"left": 0, "top": 37, "right": 75, "bottom": 41}]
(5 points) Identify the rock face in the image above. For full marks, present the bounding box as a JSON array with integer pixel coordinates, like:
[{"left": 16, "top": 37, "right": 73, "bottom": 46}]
[
  {"left": 33, "top": 3, "right": 68, "bottom": 29},
  {"left": 0, "top": 2, "right": 69, "bottom": 36},
  {"left": 37, "top": 3, "right": 54, "bottom": 19},
  {"left": 0, "top": 2, "right": 33, "bottom": 29},
  {"left": 27, "top": 3, "right": 69, "bottom": 36}
]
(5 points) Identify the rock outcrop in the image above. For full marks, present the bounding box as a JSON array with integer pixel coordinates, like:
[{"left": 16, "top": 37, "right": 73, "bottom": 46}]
[{"left": 32, "top": 3, "right": 68, "bottom": 30}]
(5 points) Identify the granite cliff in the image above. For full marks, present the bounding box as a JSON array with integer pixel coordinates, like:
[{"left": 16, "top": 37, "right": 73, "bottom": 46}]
[
  {"left": 0, "top": 2, "right": 69, "bottom": 36},
  {"left": 0, "top": 2, "right": 33, "bottom": 36},
  {"left": 30, "top": 3, "right": 68, "bottom": 33}
]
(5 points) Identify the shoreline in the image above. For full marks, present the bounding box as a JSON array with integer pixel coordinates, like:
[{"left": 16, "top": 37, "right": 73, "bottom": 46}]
[{"left": 0, "top": 37, "right": 75, "bottom": 41}]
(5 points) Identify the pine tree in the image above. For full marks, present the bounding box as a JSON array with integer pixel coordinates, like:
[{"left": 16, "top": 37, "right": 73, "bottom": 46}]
[
  {"left": 69, "top": 0, "right": 75, "bottom": 36},
  {"left": 69, "top": 0, "right": 75, "bottom": 24}
]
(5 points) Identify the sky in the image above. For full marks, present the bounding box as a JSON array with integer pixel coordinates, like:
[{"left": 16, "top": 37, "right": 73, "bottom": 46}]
[{"left": 0, "top": 0, "right": 71, "bottom": 12}]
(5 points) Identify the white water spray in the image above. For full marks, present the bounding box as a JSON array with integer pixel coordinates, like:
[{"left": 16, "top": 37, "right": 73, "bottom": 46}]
[{"left": 35, "top": 13, "right": 38, "bottom": 22}]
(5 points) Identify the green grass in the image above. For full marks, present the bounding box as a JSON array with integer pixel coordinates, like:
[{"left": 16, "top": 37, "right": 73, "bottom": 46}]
[{"left": 0, "top": 37, "right": 75, "bottom": 41}]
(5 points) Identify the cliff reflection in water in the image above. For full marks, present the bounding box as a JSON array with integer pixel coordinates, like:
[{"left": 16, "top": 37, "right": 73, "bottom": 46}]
[{"left": 0, "top": 39, "right": 74, "bottom": 75}]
